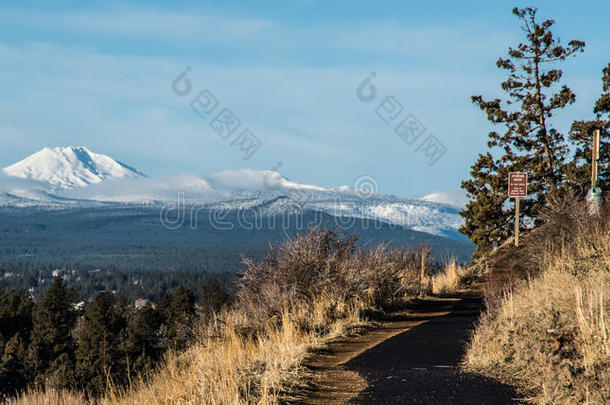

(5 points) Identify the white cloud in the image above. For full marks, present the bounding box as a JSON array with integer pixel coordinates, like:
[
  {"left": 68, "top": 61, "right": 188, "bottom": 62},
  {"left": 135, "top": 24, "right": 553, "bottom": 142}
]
[
  {"left": 0, "top": 172, "right": 50, "bottom": 190},
  {"left": 62, "top": 173, "right": 213, "bottom": 202},
  {"left": 420, "top": 188, "right": 468, "bottom": 208}
]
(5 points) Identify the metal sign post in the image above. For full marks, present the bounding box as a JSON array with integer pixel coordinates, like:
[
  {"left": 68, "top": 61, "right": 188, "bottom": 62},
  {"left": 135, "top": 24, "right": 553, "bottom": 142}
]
[
  {"left": 514, "top": 197, "right": 520, "bottom": 247},
  {"left": 508, "top": 172, "right": 528, "bottom": 247}
]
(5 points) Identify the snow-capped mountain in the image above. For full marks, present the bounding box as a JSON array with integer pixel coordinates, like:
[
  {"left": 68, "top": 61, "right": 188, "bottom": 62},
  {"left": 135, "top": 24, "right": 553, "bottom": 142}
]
[
  {"left": 0, "top": 148, "right": 466, "bottom": 240},
  {"left": 2, "top": 146, "right": 146, "bottom": 189}
]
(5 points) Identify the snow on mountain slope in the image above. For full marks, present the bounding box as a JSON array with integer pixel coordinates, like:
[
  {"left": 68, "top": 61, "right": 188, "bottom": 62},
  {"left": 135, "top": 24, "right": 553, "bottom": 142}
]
[
  {"left": 60, "top": 169, "right": 464, "bottom": 238},
  {"left": 0, "top": 190, "right": 104, "bottom": 209},
  {"left": 2, "top": 146, "right": 146, "bottom": 189},
  {"left": 0, "top": 148, "right": 466, "bottom": 240}
]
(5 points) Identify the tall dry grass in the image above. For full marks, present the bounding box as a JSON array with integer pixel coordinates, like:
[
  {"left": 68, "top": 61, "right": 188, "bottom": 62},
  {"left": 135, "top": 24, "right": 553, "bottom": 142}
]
[
  {"left": 465, "top": 200, "right": 610, "bottom": 404},
  {"left": 8, "top": 389, "right": 86, "bottom": 405},
  {"left": 428, "top": 259, "right": 475, "bottom": 296},
  {"left": 106, "top": 296, "right": 364, "bottom": 405}
]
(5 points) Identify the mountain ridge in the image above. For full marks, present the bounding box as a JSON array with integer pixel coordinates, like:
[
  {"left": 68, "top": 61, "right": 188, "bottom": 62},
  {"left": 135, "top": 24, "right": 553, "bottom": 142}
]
[{"left": 0, "top": 147, "right": 467, "bottom": 240}]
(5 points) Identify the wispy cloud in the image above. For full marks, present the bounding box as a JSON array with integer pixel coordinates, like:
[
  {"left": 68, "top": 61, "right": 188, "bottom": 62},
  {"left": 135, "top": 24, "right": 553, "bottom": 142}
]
[
  {"left": 0, "top": 6, "right": 512, "bottom": 63},
  {"left": 0, "top": 8, "right": 273, "bottom": 43}
]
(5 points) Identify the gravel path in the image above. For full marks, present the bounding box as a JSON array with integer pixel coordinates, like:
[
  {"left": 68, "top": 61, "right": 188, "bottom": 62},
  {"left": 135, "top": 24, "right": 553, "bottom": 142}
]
[{"left": 305, "top": 292, "right": 522, "bottom": 404}]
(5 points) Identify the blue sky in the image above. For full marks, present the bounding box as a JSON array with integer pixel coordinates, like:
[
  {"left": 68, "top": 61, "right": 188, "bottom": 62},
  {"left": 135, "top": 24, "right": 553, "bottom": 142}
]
[{"left": 0, "top": 0, "right": 608, "bottom": 197}]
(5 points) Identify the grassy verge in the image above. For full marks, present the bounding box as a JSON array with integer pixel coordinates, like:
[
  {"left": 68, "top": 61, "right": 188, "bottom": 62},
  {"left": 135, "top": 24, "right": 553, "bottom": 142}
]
[
  {"left": 108, "top": 299, "right": 368, "bottom": 404},
  {"left": 9, "top": 389, "right": 86, "bottom": 404},
  {"left": 465, "top": 202, "right": 610, "bottom": 404},
  {"left": 428, "top": 259, "right": 476, "bottom": 296}
]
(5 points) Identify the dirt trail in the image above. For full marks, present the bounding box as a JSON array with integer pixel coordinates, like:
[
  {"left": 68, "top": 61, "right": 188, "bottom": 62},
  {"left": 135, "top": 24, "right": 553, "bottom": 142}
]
[{"left": 304, "top": 291, "right": 521, "bottom": 404}]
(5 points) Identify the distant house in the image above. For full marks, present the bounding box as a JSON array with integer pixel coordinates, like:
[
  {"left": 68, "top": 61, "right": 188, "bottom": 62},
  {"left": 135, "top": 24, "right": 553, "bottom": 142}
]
[{"left": 134, "top": 298, "right": 155, "bottom": 310}]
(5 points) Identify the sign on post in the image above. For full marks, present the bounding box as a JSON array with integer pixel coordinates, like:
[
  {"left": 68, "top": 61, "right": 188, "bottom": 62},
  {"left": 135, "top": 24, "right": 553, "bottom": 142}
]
[
  {"left": 508, "top": 172, "right": 527, "bottom": 247},
  {"left": 508, "top": 172, "right": 527, "bottom": 197}
]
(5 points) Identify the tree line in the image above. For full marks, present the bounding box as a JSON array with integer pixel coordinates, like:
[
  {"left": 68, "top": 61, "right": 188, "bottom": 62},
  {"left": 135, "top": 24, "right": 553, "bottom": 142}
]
[
  {"left": 461, "top": 7, "right": 610, "bottom": 256},
  {"left": 0, "top": 265, "right": 233, "bottom": 303},
  {"left": 0, "top": 277, "right": 232, "bottom": 400}
]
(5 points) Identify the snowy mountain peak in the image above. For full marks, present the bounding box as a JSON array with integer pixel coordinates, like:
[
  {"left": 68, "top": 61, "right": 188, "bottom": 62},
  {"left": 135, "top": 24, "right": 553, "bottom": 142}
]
[{"left": 2, "top": 146, "right": 146, "bottom": 189}]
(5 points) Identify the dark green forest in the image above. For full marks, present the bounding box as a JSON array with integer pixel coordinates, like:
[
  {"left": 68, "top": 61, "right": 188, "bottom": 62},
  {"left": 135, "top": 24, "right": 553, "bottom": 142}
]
[{"left": 0, "top": 277, "right": 232, "bottom": 400}]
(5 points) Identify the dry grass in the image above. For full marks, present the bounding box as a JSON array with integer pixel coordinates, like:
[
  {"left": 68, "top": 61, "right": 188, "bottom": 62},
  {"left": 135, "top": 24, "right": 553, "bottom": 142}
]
[
  {"left": 465, "top": 203, "right": 610, "bottom": 404},
  {"left": 428, "top": 260, "right": 474, "bottom": 296},
  {"left": 106, "top": 296, "right": 365, "bottom": 405},
  {"left": 8, "top": 389, "right": 86, "bottom": 405}
]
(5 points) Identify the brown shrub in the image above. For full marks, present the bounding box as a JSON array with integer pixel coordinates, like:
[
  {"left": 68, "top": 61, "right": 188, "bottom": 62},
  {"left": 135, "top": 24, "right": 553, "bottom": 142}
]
[{"left": 237, "top": 227, "right": 421, "bottom": 325}]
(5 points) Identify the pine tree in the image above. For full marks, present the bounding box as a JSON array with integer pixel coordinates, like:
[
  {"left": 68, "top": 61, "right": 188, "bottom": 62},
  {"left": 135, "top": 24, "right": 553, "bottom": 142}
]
[
  {"left": 164, "top": 287, "right": 196, "bottom": 352},
  {"left": 76, "top": 292, "right": 127, "bottom": 397},
  {"left": 565, "top": 63, "right": 610, "bottom": 193},
  {"left": 0, "top": 287, "right": 35, "bottom": 398},
  {"left": 200, "top": 277, "right": 232, "bottom": 315},
  {"left": 124, "top": 302, "right": 163, "bottom": 376},
  {"left": 460, "top": 7, "right": 585, "bottom": 255},
  {"left": 0, "top": 288, "right": 34, "bottom": 346},
  {"left": 27, "top": 278, "right": 78, "bottom": 390},
  {"left": 0, "top": 333, "right": 28, "bottom": 399}
]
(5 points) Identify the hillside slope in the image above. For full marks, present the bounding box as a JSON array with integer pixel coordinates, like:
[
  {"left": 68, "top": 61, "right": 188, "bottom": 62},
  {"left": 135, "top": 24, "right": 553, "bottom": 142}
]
[{"left": 465, "top": 202, "right": 610, "bottom": 403}]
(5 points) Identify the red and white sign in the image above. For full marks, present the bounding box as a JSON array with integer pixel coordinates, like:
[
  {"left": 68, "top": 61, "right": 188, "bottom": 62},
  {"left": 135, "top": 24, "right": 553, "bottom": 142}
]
[{"left": 508, "top": 172, "right": 527, "bottom": 197}]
